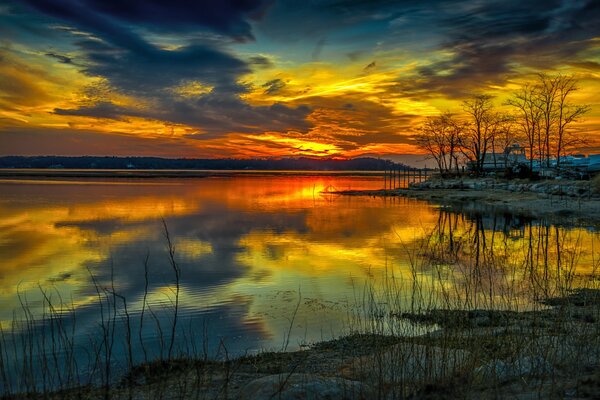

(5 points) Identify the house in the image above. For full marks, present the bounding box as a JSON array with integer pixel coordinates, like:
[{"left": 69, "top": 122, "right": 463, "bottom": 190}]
[{"left": 480, "top": 144, "right": 528, "bottom": 171}]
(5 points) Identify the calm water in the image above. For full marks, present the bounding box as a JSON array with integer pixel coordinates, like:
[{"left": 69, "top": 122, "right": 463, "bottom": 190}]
[{"left": 1, "top": 173, "right": 598, "bottom": 387}]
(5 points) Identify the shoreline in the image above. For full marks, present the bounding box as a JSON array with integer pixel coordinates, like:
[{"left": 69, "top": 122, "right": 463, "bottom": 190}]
[
  {"left": 335, "top": 178, "right": 600, "bottom": 226},
  {"left": 0, "top": 169, "right": 386, "bottom": 180}
]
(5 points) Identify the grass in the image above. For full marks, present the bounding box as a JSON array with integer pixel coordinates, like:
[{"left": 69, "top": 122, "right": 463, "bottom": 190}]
[{"left": 2, "top": 215, "right": 600, "bottom": 399}]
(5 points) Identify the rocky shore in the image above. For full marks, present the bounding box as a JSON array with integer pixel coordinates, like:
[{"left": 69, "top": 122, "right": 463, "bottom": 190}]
[{"left": 337, "top": 177, "right": 600, "bottom": 225}]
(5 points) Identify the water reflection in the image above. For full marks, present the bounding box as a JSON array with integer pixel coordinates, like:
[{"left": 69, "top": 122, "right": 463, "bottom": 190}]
[
  {"left": 0, "top": 175, "right": 598, "bottom": 390},
  {"left": 418, "top": 208, "right": 598, "bottom": 310},
  {"left": 1, "top": 176, "right": 431, "bottom": 338}
]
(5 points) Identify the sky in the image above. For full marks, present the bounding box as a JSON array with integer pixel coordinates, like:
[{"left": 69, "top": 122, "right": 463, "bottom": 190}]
[{"left": 0, "top": 0, "right": 599, "bottom": 164}]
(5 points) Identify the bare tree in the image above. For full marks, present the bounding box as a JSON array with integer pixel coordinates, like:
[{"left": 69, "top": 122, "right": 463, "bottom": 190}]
[
  {"left": 490, "top": 115, "right": 518, "bottom": 170},
  {"left": 505, "top": 84, "right": 543, "bottom": 171},
  {"left": 460, "top": 95, "right": 504, "bottom": 174},
  {"left": 415, "top": 112, "right": 463, "bottom": 175},
  {"left": 536, "top": 73, "right": 559, "bottom": 167},
  {"left": 507, "top": 74, "right": 589, "bottom": 170},
  {"left": 446, "top": 114, "right": 464, "bottom": 174},
  {"left": 554, "top": 75, "right": 590, "bottom": 167}
]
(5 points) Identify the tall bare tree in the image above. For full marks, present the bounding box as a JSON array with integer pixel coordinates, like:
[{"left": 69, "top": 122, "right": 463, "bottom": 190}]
[
  {"left": 415, "top": 112, "right": 463, "bottom": 175},
  {"left": 507, "top": 74, "right": 589, "bottom": 170},
  {"left": 490, "top": 116, "right": 518, "bottom": 169},
  {"left": 505, "top": 84, "right": 543, "bottom": 171},
  {"left": 460, "top": 95, "right": 505, "bottom": 174},
  {"left": 536, "top": 73, "right": 559, "bottom": 167},
  {"left": 554, "top": 75, "right": 590, "bottom": 167}
]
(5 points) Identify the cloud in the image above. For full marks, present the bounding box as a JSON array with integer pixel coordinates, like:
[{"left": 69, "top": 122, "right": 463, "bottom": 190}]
[
  {"left": 0, "top": 50, "right": 66, "bottom": 108},
  {"left": 80, "top": 40, "right": 250, "bottom": 94},
  {"left": 17, "top": 0, "right": 313, "bottom": 136},
  {"left": 346, "top": 50, "right": 364, "bottom": 61},
  {"left": 21, "top": 0, "right": 273, "bottom": 40},
  {"left": 45, "top": 51, "right": 73, "bottom": 64},
  {"left": 363, "top": 61, "right": 376, "bottom": 72},
  {"left": 172, "top": 96, "right": 311, "bottom": 134},
  {"left": 54, "top": 101, "right": 132, "bottom": 120},
  {"left": 248, "top": 55, "right": 274, "bottom": 68},
  {"left": 395, "top": 0, "right": 600, "bottom": 97},
  {"left": 0, "top": 126, "right": 202, "bottom": 156},
  {"left": 262, "top": 78, "right": 286, "bottom": 95},
  {"left": 2, "top": 0, "right": 599, "bottom": 156}
]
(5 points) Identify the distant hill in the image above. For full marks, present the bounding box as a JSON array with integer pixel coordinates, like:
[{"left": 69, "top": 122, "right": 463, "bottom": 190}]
[{"left": 0, "top": 156, "right": 412, "bottom": 171}]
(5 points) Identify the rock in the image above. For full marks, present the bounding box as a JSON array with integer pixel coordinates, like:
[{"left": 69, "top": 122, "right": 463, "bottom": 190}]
[
  {"left": 237, "top": 373, "right": 371, "bottom": 400},
  {"left": 475, "top": 355, "right": 552, "bottom": 383}
]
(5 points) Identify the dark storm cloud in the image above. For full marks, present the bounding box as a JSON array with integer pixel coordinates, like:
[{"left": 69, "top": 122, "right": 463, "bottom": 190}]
[
  {"left": 168, "top": 94, "right": 312, "bottom": 134},
  {"left": 54, "top": 101, "right": 133, "bottom": 120},
  {"left": 14, "top": 0, "right": 311, "bottom": 135},
  {"left": 55, "top": 94, "right": 312, "bottom": 134},
  {"left": 398, "top": 0, "right": 600, "bottom": 97},
  {"left": 79, "top": 40, "right": 250, "bottom": 93},
  {"left": 20, "top": 0, "right": 273, "bottom": 40}
]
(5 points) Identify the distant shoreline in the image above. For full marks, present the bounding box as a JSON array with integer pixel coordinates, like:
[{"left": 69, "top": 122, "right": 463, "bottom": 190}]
[{"left": 0, "top": 169, "right": 388, "bottom": 179}]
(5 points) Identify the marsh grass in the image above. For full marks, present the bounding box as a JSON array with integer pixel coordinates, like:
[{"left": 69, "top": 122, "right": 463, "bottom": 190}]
[{"left": 2, "top": 216, "right": 600, "bottom": 399}]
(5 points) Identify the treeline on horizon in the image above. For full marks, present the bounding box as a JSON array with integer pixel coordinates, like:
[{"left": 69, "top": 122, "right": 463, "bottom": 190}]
[{"left": 0, "top": 156, "right": 412, "bottom": 171}]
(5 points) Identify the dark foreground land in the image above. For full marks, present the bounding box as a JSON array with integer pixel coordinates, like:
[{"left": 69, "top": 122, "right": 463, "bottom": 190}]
[{"left": 8, "top": 290, "right": 600, "bottom": 399}]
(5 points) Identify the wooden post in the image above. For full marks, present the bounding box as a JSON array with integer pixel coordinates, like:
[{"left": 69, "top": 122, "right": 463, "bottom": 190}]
[{"left": 385, "top": 168, "right": 388, "bottom": 190}]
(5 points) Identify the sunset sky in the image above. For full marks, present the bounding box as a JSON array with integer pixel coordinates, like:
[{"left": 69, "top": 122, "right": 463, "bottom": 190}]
[{"left": 1, "top": 0, "right": 599, "bottom": 163}]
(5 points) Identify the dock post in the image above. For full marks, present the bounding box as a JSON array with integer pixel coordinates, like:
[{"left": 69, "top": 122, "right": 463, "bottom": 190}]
[{"left": 385, "top": 168, "right": 388, "bottom": 190}]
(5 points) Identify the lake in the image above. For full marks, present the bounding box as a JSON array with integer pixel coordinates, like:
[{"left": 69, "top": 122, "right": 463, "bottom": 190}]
[{"left": 0, "top": 172, "right": 598, "bottom": 388}]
